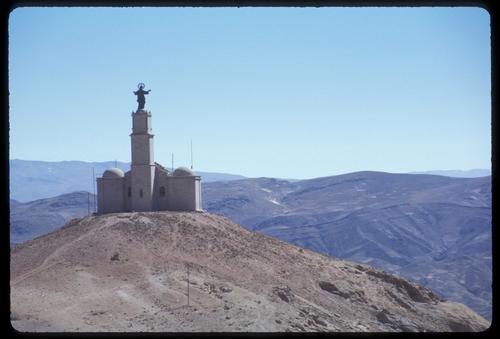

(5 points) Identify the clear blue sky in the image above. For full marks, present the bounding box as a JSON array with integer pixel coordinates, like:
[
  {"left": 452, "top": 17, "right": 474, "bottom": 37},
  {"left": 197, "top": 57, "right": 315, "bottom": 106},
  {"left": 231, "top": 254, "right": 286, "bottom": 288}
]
[{"left": 8, "top": 7, "right": 491, "bottom": 179}]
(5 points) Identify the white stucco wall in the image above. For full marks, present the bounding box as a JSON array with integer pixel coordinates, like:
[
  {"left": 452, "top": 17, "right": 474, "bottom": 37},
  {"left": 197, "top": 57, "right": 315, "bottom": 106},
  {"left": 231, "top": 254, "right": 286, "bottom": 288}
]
[
  {"left": 153, "top": 167, "right": 171, "bottom": 211},
  {"left": 132, "top": 110, "right": 152, "bottom": 133},
  {"left": 131, "top": 165, "right": 155, "bottom": 212},
  {"left": 167, "top": 176, "right": 201, "bottom": 211},
  {"left": 124, "top": 171, "right": 132, "bottom": 212},
  {"left": 131, "top": 134, "right": 154, "bottom": 165},
  {"left": 97, "top": 177, "right": 125, "bottom": 213}
]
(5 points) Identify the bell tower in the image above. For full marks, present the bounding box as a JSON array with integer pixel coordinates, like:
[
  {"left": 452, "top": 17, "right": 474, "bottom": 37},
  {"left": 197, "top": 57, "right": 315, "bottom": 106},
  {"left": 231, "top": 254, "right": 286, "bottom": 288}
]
[{"left": 130, "top": 83, "right": 155, "bottom": 211}]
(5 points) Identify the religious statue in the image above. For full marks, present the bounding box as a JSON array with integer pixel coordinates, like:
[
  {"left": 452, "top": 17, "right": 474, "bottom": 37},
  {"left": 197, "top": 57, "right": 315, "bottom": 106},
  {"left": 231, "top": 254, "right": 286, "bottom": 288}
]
[{"left": 134, "top": 83, "right": 151, "bottom": 111}]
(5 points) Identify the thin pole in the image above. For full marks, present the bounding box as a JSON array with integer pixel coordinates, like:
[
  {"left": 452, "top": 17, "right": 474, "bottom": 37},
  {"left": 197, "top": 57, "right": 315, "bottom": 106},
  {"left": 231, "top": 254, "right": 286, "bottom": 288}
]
[
  {"left": 187, "top": 264, "right": 190, "bottom": 306},
  {"left": 87, "top": 192, "right": 90, "bottom": 216},
  {"left": 172, "top": 153, "right": 174, "bottom": 171},
  {"left": 92, "top": 167, "right": 96, "bottom": 213},
  {"left": 190, "top": 139, "right": 193, "bottom": 170}
]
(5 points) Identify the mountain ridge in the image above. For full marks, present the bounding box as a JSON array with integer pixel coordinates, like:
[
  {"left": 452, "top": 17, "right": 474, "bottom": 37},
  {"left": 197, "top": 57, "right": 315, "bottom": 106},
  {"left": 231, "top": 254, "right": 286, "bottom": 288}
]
[
  {"left": 408, "top": 169, "right": 491, "bottom": 178},
  {"left": 9, "top": 159, "right": 490, "bottom": 202},
  {"left": 10, "top": 191, "right": 95, "bottom": 244}
]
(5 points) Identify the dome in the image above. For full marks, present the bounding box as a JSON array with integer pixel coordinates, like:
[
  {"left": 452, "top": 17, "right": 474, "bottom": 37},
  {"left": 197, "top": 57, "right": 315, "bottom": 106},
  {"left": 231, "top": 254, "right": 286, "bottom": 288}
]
[
  {"left": 103, "top": 168, "right": 125, "bottom": 178},
  {"left": 173, "top": 166, "right": 196, "bottom": 177}
]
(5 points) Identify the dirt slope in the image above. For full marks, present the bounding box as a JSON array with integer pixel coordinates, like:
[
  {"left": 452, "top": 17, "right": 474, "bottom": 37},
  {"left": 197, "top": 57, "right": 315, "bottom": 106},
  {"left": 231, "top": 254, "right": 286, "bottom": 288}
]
[{"left": 10, "top": 212, "right": 489, "bottom": 332}]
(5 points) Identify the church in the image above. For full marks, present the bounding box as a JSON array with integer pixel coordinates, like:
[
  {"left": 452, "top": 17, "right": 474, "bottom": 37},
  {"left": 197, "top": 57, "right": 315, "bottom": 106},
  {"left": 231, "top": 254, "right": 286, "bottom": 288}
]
[{"left": 96, "top": 84, "right": 202, "bottom": 213}]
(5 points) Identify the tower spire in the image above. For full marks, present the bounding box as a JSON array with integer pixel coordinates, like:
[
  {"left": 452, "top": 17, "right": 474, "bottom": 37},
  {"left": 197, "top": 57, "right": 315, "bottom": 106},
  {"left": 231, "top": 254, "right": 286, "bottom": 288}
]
[{"left": 129, "top": 84, "right": 155, "bottom": 212}]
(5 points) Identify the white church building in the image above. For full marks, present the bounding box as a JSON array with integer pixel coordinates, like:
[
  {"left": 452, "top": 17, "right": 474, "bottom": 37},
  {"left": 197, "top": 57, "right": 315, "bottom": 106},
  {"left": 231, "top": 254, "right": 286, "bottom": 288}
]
[{"left": 97, "top": 98, "right": 202, "bottom": 213}]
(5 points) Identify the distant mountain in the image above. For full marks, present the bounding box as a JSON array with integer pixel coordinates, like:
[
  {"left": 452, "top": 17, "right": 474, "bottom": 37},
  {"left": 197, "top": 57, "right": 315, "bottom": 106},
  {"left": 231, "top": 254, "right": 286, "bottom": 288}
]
[
  {"left": 10, "top": 191, "right": 95, "bottom": 244},
  {"left": 10, "top": 199, "right": 21, "bottom": 207},
  {"left": 408, "top": 169, "right": 491, "bottom": 178},
  {"left": 9, "top": 159, "right": 245, "bottom": 202},
  {"left": 202, "top": 172, "right": 492, "bottom": 320}
]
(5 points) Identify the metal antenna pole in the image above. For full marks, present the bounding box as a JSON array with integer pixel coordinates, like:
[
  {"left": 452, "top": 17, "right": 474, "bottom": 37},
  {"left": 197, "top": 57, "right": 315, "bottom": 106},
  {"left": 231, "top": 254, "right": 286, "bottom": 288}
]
[
  {"left": 172, "top": 153, "right": 174, "bottom": 171},
  {"left": 187, "top": 264, "right": 190, "bottom": 306},
  {"left": 87, "top": 192, "right": 90, "bottom": 216},
  {"left": 190, "top": 139, "right": 193, "bottom": 170},
  {"left": 92, "top": 167, "right": 96, "bottom": 213}
]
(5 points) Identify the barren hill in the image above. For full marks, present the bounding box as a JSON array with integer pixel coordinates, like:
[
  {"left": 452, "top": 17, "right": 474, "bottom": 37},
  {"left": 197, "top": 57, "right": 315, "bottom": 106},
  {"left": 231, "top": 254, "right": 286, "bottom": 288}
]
[
  {"left": 10, "top": 212, "right": 489, "bottom": 332},
  {"left": 203, "top": 172, "right": 492, "bottom": 320}
]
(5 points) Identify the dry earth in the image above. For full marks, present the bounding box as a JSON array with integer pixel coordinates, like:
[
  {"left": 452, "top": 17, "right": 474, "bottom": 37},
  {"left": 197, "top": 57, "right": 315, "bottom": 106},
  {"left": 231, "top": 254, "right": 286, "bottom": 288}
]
[{"left": 10, "top": 212, "right": 490, "bottom": 332}]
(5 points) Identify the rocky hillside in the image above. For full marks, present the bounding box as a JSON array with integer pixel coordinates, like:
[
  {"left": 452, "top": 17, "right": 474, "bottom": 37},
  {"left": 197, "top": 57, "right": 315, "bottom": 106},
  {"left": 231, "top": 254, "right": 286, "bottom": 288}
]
[
  {"left": 202, "top": 172, "right": 492, "bottom": 320},
  {"left": 11, "top": 212, "right": 489, "bottom": 332}
]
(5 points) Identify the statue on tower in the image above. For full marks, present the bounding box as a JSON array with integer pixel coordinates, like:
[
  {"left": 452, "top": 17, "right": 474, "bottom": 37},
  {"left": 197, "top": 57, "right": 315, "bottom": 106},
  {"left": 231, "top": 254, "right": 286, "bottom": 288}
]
[{"left": 134, "top": 83, "right": 151, "bottom": 111}]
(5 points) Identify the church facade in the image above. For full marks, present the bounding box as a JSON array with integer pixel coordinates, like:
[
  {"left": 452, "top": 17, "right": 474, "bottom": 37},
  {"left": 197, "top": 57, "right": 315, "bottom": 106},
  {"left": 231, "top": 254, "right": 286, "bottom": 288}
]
[{"left": 97, "top": 107, "right": 202, "bottom": 213}]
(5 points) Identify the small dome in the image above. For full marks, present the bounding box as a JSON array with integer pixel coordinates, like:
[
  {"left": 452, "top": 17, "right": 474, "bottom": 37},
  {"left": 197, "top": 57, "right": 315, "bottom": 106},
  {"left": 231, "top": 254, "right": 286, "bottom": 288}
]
[
  {"left": 173, "top": 166, "right": 195, "bottom": 176},
  {"left": 103, "top": 168, "right": 125, "bottom": 178}
]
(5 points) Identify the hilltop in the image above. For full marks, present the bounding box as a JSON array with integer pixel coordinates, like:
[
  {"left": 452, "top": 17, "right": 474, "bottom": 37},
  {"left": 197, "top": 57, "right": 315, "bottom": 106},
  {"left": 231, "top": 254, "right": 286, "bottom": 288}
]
[{"left": 11, "top": 212, "right": 488, "bottom": 332}]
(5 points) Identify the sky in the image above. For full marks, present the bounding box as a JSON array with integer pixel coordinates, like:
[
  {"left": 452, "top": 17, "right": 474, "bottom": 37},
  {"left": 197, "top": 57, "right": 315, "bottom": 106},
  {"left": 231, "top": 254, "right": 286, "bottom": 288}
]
[{"left": 8, "top": 7, "right": 491, "bottom": 179}]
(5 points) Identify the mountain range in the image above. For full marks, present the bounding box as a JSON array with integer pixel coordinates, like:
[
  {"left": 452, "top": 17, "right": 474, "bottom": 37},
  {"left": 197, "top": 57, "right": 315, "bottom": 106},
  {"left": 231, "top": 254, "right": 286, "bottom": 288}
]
[
  {"left": 10, "top": 192, "right": 95, "bottom": 244},
  {"left": 407, "top": 169, "right": 491, "bottom": 178},
  {"left": 10, "top": 212, "right": 489, "bottom": 332},
  {"left": 9, "top": 165, "right": 492, "bottom": 320},
  {"left": 9, "top": 159, "right": 489, "bottom": 202}
]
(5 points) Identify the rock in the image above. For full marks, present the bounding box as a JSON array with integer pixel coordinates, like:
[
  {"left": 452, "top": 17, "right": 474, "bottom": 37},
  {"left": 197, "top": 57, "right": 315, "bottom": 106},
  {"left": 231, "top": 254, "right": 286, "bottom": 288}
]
[
  {"left": 376, "top": 309, "right": 393, "bottom": 324},
  {"left": 311, "top": 314, "right": 327, "bottom": 327},
  {"left": 385, "top": 288, "right": 414, "bottom": 311},
  {"left": 366, "top": 270, "right": 442, "bottom": 303},
  {"left": 219, "top": 286, "right": 232, "bottom": 293},
  {"left": 204, "top": 282, "right": 217, "bottom": 294},
  {"left": 273, "top": 285, "right": 294, "bottom": 303},
  {"left": 110, "top": 252, "right": 120, "bottom": 261},
  {"left": 318, "top": 281, "right": 365, "bottom": 301},
  {"left": 375, "top": 309, "right": 419, "bottom": 331},
  {"left": 90, "top": 310, "right": 106, "bottom": 316},
  {"left": 318, "top": 281, "right": 341, "bottom": 294}
]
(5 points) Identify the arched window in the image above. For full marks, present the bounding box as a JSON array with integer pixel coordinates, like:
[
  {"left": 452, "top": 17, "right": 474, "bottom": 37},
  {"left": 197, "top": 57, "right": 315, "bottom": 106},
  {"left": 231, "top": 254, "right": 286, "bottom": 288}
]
[
  {"left": 159, "top": 186, "right": 165, "bottom": 197},
  {"left": 127, "top": 187, "right": 131, "bottom": 197},
  {"left": 139, "top": 189, "right": 143, "bottom": 198}
]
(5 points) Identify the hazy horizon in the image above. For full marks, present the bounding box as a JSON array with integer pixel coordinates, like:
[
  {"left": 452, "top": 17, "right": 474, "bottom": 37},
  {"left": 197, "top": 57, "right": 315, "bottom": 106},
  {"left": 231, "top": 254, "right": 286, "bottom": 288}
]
[{"left": 9, "top": 158, "right": 491, "bottom": 180}]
